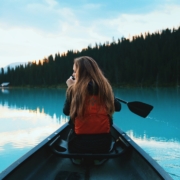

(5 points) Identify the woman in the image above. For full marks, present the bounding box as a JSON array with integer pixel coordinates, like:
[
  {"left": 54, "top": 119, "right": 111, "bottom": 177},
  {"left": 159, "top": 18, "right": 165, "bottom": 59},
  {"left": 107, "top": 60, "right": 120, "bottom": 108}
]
[{"left": 63, "top": 56, "right": 121, "bottom": 154}]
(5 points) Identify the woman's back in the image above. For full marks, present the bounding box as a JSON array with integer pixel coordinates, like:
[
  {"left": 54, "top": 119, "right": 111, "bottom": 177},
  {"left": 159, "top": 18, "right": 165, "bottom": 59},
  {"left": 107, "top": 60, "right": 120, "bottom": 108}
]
[{"left": 63, "top": 56, "right": 121, "bottom": 153}]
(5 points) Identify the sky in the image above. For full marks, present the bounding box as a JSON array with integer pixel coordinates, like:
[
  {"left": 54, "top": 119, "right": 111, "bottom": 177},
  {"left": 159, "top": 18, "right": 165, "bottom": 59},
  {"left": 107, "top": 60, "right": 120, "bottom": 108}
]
[{"left": 0, "top": 0, "right": 180, "bottom": 68}]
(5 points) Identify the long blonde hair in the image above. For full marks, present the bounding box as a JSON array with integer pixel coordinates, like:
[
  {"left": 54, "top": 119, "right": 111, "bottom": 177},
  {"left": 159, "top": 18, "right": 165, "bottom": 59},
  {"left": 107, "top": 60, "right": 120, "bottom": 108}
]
[{"left": 67, "top": 56, "right": 115, "bottom": 120}]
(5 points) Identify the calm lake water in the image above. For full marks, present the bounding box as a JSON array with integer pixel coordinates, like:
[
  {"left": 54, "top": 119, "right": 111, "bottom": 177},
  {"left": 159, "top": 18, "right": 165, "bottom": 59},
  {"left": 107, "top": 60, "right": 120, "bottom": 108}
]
[{"left": 0, "top": 87, "right": 180, "bottom": 179}]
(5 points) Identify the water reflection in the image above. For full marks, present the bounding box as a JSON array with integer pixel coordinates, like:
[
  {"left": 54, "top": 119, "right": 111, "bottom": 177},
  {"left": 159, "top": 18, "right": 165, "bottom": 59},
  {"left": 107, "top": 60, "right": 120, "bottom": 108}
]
[
  {"left": 127, "top": 130, "right": 180, "bottom": 179},
  {"left": 0, "top": 88, "right": 66, "bottom": 119},
  {"left": 0, "top": 125, "right": 60, "bottom": 150},
  {"left": 113, "top": 87, "right": 180, "bottom": 180},
  {"left": 0, "top": 89, "right": 68, "bottom": 172},
  {"left": 0, "top": 88, "right": 180, "bottom": 179},
  {"left": 113, "top": 87, "right": 180, "bottom": 141},
  {"left": 1, "top": 88, "right": 9, "bottom": 94}
]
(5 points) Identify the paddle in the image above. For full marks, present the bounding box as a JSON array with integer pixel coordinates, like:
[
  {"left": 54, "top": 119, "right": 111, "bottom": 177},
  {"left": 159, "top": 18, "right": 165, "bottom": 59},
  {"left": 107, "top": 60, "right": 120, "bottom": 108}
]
[{"left": 116, "top": 98, "right": 153, "bottom": 118}]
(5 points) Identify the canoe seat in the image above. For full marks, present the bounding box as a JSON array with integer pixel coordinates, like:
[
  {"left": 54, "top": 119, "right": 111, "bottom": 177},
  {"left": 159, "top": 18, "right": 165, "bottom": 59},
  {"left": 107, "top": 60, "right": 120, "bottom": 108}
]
[{"left": 49, "top": 135, "right": 131, "bottom": 159}]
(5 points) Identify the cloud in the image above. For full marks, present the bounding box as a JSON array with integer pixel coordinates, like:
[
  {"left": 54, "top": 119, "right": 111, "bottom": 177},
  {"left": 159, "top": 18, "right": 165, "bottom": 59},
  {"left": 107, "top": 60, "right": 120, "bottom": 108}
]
[
  {"left": 26, "top": 0, "right": 58, "bottom": 13},
  {"left": 45, "top": 0, "right": 58, "bottom": 8},
  {"left": 0, "top": 2, "right": 180, "bottom": 67},
  {"left": 82, "top": 3, "right": 102, "bottom": 9},
  {"left": 0, "top": 11, "right": 110, "bottom": 66},
  {"left": 92, "top": 4, "right": 180, "bottom": 40}
]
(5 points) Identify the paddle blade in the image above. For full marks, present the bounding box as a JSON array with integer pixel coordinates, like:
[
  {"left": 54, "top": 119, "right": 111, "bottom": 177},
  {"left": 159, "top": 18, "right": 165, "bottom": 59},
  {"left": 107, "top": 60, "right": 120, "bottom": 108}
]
[{"left": 127, "top": 101, "right": 153, "bottom": 118}]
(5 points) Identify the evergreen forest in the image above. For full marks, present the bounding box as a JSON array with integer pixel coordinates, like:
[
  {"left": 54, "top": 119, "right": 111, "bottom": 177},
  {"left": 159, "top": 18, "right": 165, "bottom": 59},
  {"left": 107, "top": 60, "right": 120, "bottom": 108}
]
[{"left": 0, "top": 26, "right": 180, "bottom": 87}]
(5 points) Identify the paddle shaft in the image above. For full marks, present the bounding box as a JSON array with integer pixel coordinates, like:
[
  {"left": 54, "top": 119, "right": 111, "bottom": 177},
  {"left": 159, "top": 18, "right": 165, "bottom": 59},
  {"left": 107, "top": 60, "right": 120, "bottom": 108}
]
[{"left": 116, "top": 98, "right": 127, "bottom": 104}]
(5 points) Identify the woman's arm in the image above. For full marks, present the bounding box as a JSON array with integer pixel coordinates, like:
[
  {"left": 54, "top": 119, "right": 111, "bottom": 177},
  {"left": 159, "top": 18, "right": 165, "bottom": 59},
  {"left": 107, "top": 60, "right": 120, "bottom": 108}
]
[
  {"left": 63, "top": 97, "right": 70, "bottom": 115},
  {"left": 63, "top": 89, "right": 72, "bottom": 115},
  {"left": 63, "top": 77, "right": 74, "bottom": 115}
]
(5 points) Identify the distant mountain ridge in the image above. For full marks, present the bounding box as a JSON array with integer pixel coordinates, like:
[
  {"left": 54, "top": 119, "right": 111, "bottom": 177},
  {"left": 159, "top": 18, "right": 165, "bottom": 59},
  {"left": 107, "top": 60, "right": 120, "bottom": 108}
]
[{"left": 3, "top": 62, "right": 28, "bottom": 73}]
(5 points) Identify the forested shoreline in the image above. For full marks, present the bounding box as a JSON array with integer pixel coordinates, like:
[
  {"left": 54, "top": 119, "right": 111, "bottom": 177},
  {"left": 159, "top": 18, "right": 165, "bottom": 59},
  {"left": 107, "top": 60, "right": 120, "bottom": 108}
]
[{"left": 0, "top": 26, "right": 180, "bottom": 88}]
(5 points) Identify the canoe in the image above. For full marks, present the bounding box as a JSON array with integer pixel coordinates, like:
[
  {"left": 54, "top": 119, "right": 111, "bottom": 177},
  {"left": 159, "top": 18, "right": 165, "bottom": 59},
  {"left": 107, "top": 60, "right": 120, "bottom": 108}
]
[
  {"left": 0, "top": 123, "right": 172, "bottom": 180},
  {"left": 0, "top": 82, "right": 10, "bottom": 87}
]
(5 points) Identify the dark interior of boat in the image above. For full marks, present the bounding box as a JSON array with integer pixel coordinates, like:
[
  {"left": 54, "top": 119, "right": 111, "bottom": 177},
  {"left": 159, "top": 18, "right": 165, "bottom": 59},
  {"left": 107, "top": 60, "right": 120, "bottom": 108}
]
[{"left": 2, "top": 125, "right": 166, "bottom": 180}]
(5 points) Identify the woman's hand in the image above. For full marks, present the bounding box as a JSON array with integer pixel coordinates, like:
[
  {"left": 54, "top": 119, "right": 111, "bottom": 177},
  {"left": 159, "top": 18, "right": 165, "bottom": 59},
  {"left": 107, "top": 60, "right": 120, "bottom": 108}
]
[{"left": 66, "top": 76, "right": 75, "bottom": 87}]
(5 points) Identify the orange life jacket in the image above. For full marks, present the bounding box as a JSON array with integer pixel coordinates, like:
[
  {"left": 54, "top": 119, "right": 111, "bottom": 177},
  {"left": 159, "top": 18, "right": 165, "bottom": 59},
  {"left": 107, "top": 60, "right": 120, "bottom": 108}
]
[{"left": 74, "top": 95, "right": 110, "bottom": 134}]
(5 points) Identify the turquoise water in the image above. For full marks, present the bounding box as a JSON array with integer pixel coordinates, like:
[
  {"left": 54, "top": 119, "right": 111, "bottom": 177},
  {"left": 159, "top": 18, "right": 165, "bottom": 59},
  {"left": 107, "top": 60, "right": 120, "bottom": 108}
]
[{"left": 0, "top": 87, "right": 180, "bottom": 179}]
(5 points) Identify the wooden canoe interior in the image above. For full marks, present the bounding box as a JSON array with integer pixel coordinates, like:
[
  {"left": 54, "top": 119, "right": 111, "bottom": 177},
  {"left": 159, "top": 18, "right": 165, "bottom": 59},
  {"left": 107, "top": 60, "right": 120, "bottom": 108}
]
[{"left": 1, "top": 125, "right": 167, "bottom": 180}]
